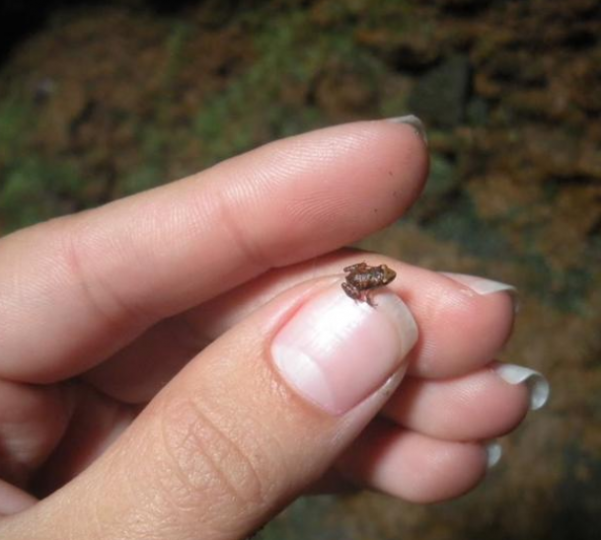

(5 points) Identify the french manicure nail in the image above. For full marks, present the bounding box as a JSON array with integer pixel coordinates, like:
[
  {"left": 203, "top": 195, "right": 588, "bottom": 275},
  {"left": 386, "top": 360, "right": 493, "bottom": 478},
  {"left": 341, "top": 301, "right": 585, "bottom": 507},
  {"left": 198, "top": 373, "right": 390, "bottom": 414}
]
[
  {"left": 387, "top": 114, "right": 428, "bottom": 145},
  {"left": 272, "top": 285, "right": 418, "bottom": 415},
  {"left": 441, "top": 272, "right": 519, "bottom": 312},
  {"left": 493, "top": 363, "right": 550, "bottom": 410},
  {"left": 442, "top": 272, "right": 516, "bottom": 296},
  {"left": 485, "top": 440, "right": 503, "bottom": 469}
]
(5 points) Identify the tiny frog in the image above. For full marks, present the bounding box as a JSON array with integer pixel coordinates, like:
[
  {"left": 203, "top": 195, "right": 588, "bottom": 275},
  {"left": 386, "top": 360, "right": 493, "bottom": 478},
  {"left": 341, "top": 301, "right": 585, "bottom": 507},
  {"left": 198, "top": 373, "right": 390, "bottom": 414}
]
[{"left": 341, "top": 262, "right": 396, "bottom": 306}]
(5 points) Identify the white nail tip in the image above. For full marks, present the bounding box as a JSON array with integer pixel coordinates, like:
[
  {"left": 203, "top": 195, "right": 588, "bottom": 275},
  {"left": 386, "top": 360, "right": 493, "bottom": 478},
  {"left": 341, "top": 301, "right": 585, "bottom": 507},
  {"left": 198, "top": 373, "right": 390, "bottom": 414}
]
[
  {"left": 470, "top": 280, "right": 516, "bottom": 297},
  {"left": 440, "top": 272, "right": 519, "bottom": 313},
  {"left": 386, "top": 114, "right": 428, "bottom": 144},
  {"left": 485, "top": 441, "right": 502, "bottom": 469},
  {"left": 494, "top": 363, "right": 550, "bottom": 410},
  {"left": 441, "top": 272, "right": 516, "bottom": 297}
]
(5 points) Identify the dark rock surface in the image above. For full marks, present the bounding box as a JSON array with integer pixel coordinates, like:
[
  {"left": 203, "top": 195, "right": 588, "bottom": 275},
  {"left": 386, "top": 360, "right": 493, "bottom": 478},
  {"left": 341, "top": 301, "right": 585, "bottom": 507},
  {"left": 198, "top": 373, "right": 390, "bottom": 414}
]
[{"left": 409, "top": 54, "right": 471, "bottom": 127}]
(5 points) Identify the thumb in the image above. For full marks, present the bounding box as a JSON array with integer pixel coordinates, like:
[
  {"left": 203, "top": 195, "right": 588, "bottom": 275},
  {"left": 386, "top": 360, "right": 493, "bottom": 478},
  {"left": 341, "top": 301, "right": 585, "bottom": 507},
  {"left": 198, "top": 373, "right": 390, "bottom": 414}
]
[{"left": 5, "top": 280, "right": 417, "bottom": 540}]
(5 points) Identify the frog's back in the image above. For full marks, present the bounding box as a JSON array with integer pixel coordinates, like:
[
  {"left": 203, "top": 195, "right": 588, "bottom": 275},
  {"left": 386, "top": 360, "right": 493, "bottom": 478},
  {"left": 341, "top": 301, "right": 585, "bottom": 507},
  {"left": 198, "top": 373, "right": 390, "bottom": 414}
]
[{"left": 349, "top": 269, "right": 378, "bottom": 288}]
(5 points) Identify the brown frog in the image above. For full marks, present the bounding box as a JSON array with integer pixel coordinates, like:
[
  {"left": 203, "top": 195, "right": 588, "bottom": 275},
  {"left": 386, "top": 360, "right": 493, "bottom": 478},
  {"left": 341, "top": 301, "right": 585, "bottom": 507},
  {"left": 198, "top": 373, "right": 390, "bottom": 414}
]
[{"left": 341, "top": 262, "right": 397, "bottom": 306}]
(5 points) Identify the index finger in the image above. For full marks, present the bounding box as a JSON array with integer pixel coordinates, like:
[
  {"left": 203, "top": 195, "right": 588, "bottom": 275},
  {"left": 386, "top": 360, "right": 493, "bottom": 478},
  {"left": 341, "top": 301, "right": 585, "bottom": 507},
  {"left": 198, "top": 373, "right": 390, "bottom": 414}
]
[{"left": 0, "top": 119, "right": 428, "bottom": 383}]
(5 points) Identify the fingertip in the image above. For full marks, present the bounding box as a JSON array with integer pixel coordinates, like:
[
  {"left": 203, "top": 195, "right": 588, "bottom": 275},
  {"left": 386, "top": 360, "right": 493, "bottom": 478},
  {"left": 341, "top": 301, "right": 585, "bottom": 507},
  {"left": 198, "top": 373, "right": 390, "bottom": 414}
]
[
  {"left": 338, "top": 423, "right": 487, "bottom": 504},
  {"left": 370, "top": 117, "right": 430, "bottom": 206},
  {"left": 386, "top": 114, "right": 428, "bottom": 145},
  {"left": 276, "top": 117, "right": 430, "bottom": 219},
  {"left": 407, "top": 272, "right": 516, "bottom": 379},
  {"left": 196, "top": 118, "right": 431, "bottom": 265},
  {"left": 384, "top": 367, "right": 532, "bottom": 441}
]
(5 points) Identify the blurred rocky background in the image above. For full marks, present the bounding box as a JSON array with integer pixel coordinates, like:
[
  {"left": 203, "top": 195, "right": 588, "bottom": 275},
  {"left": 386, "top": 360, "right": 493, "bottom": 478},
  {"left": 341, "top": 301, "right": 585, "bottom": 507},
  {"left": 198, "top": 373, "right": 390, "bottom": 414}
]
[{"left": 0, "top": 0, "right": 600, "bottom": 538}]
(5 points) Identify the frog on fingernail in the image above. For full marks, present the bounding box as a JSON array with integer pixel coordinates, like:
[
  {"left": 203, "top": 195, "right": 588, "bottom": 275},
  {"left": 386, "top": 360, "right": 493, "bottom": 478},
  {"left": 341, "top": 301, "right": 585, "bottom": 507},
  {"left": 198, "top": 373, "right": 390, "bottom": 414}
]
[{"left": 342, "top": 262, "right": 397, "bottom": 307}]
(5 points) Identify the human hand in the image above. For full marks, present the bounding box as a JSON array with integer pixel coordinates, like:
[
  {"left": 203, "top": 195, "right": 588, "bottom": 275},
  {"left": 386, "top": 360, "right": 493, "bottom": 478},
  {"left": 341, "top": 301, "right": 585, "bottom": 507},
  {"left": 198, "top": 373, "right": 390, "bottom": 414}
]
[{"left": 0, "top": 118, "right": 548, "bottom": 539}]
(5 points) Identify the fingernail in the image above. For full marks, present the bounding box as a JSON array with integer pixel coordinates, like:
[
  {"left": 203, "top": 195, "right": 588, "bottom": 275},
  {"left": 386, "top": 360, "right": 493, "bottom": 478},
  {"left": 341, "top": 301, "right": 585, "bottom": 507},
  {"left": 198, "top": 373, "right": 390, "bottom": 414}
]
[
  {"left": 485, "top": 440, "right": 503, "bottom": 469},
  {"left": 272, "top": 285, "right": 418, "bottom": 415},
  {"left": 441, "top": 272, "right": 519, "bottom": 312},
  {"left": 493, "top": 363, "right": 550, "bottom": 411},
  {"left": 387, "top": 114, "right": 428, "bottom": 145}
]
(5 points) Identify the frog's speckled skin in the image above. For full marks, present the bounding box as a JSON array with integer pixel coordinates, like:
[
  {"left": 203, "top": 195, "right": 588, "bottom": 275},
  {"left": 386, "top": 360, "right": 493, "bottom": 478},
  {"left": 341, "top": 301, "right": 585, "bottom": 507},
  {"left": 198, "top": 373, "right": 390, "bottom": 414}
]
[{"left": 342, "top": 262, "right": 396, "bottom": 306}]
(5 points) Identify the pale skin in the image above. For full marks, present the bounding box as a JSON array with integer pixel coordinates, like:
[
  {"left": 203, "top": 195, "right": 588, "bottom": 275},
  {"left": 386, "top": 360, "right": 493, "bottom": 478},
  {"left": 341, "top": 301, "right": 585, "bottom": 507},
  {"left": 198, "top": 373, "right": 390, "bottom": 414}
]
[{"left": 0, "top": 120, "right": 531, "bottom": 539}]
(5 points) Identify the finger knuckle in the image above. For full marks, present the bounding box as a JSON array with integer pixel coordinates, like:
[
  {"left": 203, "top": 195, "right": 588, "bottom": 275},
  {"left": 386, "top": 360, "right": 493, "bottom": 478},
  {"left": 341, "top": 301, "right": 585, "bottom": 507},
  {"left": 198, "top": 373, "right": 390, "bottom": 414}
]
[
  {"left": 58, "top": 217, "right": 150, "bottom": 328},
  {"left": 156, "top": 395, "right": 271, "bottom": 515}
]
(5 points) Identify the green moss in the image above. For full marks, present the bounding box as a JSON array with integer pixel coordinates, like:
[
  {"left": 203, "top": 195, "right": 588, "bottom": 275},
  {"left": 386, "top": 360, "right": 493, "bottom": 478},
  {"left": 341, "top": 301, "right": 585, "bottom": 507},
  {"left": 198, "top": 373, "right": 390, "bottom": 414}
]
[
  {"left": 194, "top": 9, "right": 385, "bottom": 166},
  {"left": 163, "top": 21, "right": 192, "bottom": 85},
  {"left": 260, "top": 496, "right": 338, "bottom": 540},
  {"left": 0, "top": 96, "right": 35, "bottom": 162},
  {"left": 426, "top": 153, "right": 458, "bottom": 197},
  {"left": 422, "top": 188, "right": 512, "bottom": 258},
  {"left": 116, "top": 121, "right": 171, "bottom": 197},
  {"left": 314, "top": 0, "right": 414, "bottom": 28},
  {"left": 413, "top": 180, "right": 593, "bottom": 312},
  {"left": 119, "top": 164, "right": 163, "bottom": 196},
  {"left": 0, "top": 157, "right": 82, "bottom": 231},
  {"left": 0, "top": 95, "right": 61, "bottom": 230},
  {"left": 379, "top": 90, "right": 410, "bottom": 118},
  {"left": 193, "top": 88, "right": 257, "bottom": 164}
]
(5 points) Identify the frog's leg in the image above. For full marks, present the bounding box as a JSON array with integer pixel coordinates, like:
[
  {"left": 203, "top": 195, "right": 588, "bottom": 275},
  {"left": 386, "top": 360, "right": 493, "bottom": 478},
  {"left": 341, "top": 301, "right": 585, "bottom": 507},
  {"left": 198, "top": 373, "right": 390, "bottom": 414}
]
[
  {"left": 342, "top": 281, "right": 361, "bottom": 300},
  {"left": 365, "top": 290, "right": 378, "bottom": 307},
  {"left": 343, "top": 262, "right": 368, "bottom": 273}
]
